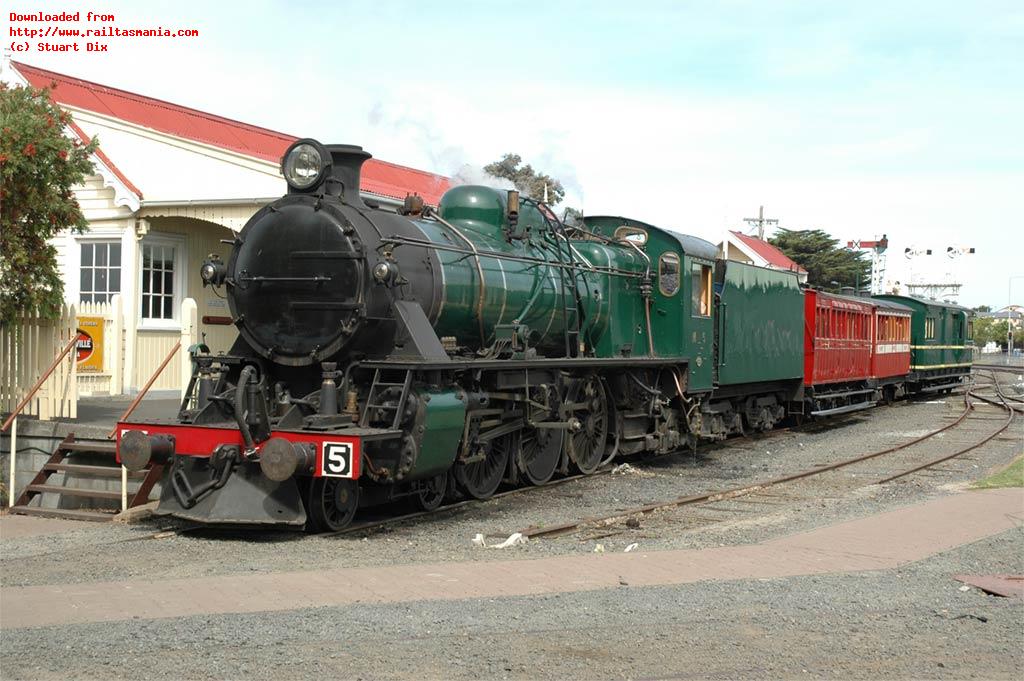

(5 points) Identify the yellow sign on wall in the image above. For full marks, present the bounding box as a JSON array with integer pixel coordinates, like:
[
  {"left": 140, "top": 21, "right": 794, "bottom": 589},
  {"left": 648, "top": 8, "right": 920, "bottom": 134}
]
[{"left": 76, "top": 316, "right": 104, "bottom": 373}]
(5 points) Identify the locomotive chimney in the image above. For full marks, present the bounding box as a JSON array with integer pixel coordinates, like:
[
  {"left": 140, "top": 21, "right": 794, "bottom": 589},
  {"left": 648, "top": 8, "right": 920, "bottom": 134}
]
[{"left": 326, "top": 144, "right": 372, "bottom": 206}]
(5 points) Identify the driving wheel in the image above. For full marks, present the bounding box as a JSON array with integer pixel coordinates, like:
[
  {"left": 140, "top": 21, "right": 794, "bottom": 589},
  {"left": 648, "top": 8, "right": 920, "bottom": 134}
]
[
  {"left": 455, "top": 431, "right": 513, "bottom": 500},
  {"left": 307, "top": 477, "right": 359, "bottom": 532},
  {"left": 567, "top": 375, "right": 611, "bottom": 474}
]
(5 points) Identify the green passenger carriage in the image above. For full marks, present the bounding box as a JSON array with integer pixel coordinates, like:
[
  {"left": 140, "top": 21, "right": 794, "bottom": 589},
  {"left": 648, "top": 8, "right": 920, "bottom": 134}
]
[{"left": 872, "top": 295, "right": 973, "bottom": 393}]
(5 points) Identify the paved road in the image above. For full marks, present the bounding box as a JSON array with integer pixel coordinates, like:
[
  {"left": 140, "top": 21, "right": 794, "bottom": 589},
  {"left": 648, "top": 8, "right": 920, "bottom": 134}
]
[{"left": 3, "top": 487, "right": 1020, "bottom": 630}]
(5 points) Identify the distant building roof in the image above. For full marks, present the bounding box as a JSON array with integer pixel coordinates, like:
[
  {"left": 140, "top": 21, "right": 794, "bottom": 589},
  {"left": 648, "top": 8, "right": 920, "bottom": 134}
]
[
  {"left": 982, "top": 310, "right": 1024, "bottom": 320},
  {"left": 728, "top": 230, "right": 807, "bottom": 274},
  {"left": 13, "top": 61, "right": 451, "bottom": 205}
]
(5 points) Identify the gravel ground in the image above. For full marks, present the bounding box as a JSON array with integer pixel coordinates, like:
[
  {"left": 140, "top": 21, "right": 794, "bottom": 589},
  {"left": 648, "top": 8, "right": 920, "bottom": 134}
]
[
  {"left": 2, "top": 395, "right": 1019, "bottom": 588},
  {"left": 3, "top": 524, "right": 1021, "bottom": 680},
  {"left": 2, "top": 380, "right": 1021, "bottom": 680}
]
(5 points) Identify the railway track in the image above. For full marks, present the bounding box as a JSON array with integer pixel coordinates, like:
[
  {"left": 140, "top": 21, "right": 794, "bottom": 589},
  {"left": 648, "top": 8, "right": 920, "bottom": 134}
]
[
  {"left": 972, "top": 362, "right": 1024, "bottom": 375},
  {"left": 513, "top": 376, "right": 1016, "bottom": 540}
]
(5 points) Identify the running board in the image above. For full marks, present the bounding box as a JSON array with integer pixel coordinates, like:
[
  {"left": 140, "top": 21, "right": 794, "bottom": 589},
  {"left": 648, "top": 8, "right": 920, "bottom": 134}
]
[
  {"left": 810, "top": 401, "right": 876, "bottom": 417},
  {"left": 919, "top": 381, "right": 964, "bottom": 393},
  {"left": 810, "top": 388, "right": 874, "bottom": 400}
]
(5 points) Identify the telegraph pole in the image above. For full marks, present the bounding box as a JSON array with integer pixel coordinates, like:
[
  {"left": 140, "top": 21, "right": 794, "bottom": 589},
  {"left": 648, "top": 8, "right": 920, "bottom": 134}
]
[{"left": 744, "top": 205, "right": 778, "bottom": 240}]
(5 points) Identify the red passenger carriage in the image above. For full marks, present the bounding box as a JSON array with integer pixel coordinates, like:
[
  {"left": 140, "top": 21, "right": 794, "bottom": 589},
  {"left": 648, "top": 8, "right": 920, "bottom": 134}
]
[
  {"left": 804, "top": 291, "right": 873, "bottom": 383},
  {"left": 870, "top": 299, "right": 912, "bottom": 397}
]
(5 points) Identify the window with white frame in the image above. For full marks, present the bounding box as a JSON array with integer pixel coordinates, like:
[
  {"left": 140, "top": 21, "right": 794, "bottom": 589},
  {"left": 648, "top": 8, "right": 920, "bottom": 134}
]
[
  {"left": 80, "top": 241, "right": 121, "bottom": 303},
  {"left": 140, "top": 242, "right": 178, "bottom": 322}
]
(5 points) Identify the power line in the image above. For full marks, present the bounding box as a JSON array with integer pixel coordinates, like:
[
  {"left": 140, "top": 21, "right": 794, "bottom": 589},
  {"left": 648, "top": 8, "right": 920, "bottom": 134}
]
[{"left": 743, "top": 205, "right": 778, "bottom": 240}]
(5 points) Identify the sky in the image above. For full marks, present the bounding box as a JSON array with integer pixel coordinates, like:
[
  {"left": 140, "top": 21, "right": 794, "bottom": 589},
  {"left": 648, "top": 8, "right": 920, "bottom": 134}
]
[{"left": 4, "top": 0, "right": 1022, "bottom": 307}]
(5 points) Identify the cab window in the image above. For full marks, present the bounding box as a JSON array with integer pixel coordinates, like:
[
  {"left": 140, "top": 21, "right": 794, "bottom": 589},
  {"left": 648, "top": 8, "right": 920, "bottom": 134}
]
[
  {"left": 691, "top": 262, "right": 712, "bottom": 317},
  {"left": 614, "top": 226, "right": 647, "bottom": 246},
  {"left": 659, "top": 252, "right": 680, "bottom": 296}
]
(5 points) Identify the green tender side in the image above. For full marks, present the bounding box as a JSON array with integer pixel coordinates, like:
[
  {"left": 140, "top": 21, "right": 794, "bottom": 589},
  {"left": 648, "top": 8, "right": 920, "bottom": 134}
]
[
  {"left": 408, "top": 387, "right": 466, "bottom": 480},
  {"left": 717, "top": 261, "right": 804, "bottom": 386},
  {"left": 873, "top": 295, "right": 974, "bottom": 372}
]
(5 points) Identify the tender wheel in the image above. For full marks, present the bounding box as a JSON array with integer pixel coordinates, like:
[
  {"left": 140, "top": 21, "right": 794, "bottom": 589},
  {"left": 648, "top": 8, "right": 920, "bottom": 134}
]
[
  {"left": 567, "top": 375, "right": 611, "bottom": 474},
  {"left": 519, "top": 426, "right": 563, "bottom": 485},
  {"left": 413, "top": 471, "right": 448, "bottom": 511},
  {"left": 307, "top": 477, "right": 359, "bottom": 532},
  {"left": 455, "top": 431, "right": 512, "bottom": 500}
]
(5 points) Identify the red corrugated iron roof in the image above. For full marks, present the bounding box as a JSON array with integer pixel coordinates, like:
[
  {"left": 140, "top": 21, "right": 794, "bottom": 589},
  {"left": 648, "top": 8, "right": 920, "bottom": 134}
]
[
  {"left": 730, "top": 230, "right": 807, "bottom": 273},
  {"left": 13, "top": 61, "right": 451, "bottom": 205}
]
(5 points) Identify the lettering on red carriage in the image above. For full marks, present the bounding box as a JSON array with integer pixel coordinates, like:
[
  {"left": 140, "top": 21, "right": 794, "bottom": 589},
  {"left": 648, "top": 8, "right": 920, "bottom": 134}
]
[{"left": 321, "top": 442, "right": 353, "bottom": 478}]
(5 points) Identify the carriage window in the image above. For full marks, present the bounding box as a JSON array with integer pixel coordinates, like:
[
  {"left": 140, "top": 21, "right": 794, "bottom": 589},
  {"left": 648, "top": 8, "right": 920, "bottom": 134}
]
[
  {"left": 691, "top": 263, "right": 712, "bottom": 317},
  {"left": 658, "top": 252, "right": 680, "bottom": 296},
  {"left": 925, "top": 317, "right": 936, "bottom": 339},
  {"left": 967, "top": 320, "right": 974, "bottom": 340},
  {"left": 614, "top": 226, "right": 647, "bottom": 246}
]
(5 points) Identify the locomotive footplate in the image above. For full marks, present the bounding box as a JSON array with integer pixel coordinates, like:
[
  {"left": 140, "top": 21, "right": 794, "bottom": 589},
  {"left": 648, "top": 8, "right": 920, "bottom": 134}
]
[{"left": 115, "top": 421, "right": 395, "bottom": 527}]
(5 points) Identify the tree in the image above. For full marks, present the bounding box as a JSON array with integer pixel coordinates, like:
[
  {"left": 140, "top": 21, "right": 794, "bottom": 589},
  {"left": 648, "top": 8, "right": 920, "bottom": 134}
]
[
  {"left": 768, "top": 228, "right": 870, "bottom": 290},
  {"left": 0, "top": 82, "right": 96, "bottom": 323},
  {"left": 561, "top": 206, "right": 583, "bottom": 226},
  {"left": 972, "top": 316, "right": 1020, "bottom": 349},
  {"left": 484, "top": 153, "right": 566, "bottom": 206},
  {"left": 972, "top": 304, "right": 992, "bottom": 313}
]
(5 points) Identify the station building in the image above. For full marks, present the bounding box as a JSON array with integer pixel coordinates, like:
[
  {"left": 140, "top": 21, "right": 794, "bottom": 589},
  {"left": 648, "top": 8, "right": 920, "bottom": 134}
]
[
  {"left": 1, "top": 57, "right": 451, "bottom": 395},
  {"left": 718, "top": 230, "right": 809, "bottom": 284}
]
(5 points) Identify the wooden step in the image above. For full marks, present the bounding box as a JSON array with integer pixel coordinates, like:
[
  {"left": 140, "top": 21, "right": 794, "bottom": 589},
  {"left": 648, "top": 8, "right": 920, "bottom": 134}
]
[
  {"left": 59, "top": 441, "right": 117, "bottom": 454},
  {"left": 43, "top": 463, "right": 147, "bottom": 479},
  {"left": 9, "top": 505, "right": 116, "bottom": 522},
  {"left": 26, "top": 484, "right": 122, "bottom": 500}
]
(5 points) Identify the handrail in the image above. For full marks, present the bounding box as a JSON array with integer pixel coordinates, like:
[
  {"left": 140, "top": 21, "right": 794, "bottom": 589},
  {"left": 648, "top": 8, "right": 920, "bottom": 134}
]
[
  {"left": 107, "top": 341, "right": 181, "bottom": 439},
  {"left": 1, "top": 335, "right": 79, "bottom": 433}
]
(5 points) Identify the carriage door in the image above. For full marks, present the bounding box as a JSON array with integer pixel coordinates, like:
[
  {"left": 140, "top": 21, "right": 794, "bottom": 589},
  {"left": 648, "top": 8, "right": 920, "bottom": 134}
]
[{"left": 687, "top": 256, "right": 715, "bottom": 392}]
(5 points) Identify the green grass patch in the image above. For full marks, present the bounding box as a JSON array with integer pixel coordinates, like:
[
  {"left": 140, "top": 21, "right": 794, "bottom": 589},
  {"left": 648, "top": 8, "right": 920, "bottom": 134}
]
[{"left": 973, "top": 455, "right": 1024, "bottom": 489}]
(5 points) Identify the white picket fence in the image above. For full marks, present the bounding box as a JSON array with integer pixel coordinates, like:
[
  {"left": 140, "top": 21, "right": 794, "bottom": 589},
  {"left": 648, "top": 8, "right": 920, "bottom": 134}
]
[
  {"left": 0, "top": 304, "right": 79, "bottom": 421},
  {"left": 76, "top": 295, "right": 125, "bottom": 396}
]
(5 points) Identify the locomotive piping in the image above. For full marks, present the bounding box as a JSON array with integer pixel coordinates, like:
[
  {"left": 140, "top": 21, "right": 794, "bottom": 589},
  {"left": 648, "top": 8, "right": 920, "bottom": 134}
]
[
  {"left": 618, "top": 239, "right": 656, "bottom": 356},
  {"left": 378, "top": 234, "right": 643, "bottom": 279},
  {"left": 235, "top": 365, "right": 257, "bottom": 456},
  {"left": 426, "top": 209, "right": 488, "bottom": 344}
]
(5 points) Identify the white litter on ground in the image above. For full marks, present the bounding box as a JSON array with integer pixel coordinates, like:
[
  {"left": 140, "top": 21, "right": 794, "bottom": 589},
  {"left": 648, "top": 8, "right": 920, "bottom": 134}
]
[
  {"left": 624, "top": 543, "right": 639, "bottom": 553},
  {"left": 471, "top": 532, "right": 527, "bottom": 549},
  {"left": 491, "top": 532, "right": 527, "bottom": 549}
]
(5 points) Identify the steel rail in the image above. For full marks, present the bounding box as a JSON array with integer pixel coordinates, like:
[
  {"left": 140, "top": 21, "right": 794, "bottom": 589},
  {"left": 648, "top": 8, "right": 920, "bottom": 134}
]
[
  {"left": 516, "top": 392, "right": 979, "bottom": 538},
  {"left": 878, "top": 374, "right": 1017, "bottom": 483},
  {"left": 319, "top": 467, "right": 611, "bottom": 538},
  {"left": 972, "top": 363, "right": 1024, "bottom": 374}
]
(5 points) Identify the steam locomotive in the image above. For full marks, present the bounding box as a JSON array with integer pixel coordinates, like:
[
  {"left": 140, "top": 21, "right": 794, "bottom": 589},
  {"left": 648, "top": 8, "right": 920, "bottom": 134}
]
[{"left": 116, "top": 140, "right": 974, "bottom": 531}]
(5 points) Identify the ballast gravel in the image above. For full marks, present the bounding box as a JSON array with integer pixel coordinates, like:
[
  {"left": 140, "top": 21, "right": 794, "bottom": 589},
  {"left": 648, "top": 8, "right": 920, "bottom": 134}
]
[
  {"left": 2, "top": 397, "right": 1018, "bottom": 588},
  {"left": 1, "top": 389, "right": 1022, "bottom": 679}
]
